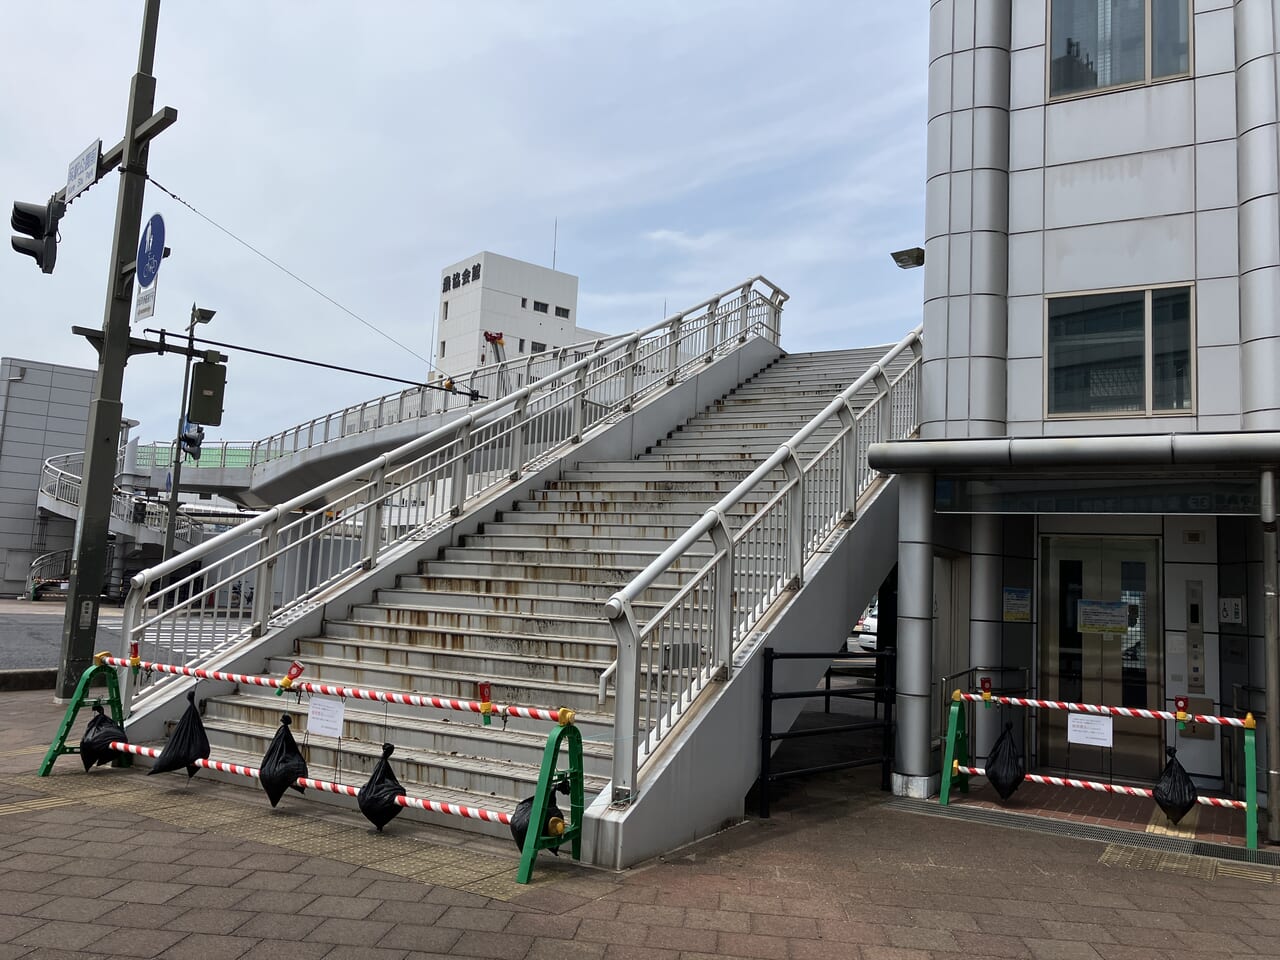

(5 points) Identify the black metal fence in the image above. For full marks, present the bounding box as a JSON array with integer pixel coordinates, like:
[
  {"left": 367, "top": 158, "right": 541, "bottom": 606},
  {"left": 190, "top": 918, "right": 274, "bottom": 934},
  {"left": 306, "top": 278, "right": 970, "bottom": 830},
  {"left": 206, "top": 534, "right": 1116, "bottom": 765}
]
[{"left": 757, "top": 647, "right": 896, "bottom": 818}]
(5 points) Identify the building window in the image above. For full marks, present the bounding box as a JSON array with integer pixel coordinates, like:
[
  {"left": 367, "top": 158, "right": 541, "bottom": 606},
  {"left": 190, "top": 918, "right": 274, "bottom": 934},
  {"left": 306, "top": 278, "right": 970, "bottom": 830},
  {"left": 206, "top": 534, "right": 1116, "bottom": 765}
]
[
  {"left": 555, "top": 306, "right": 570, "bottom": 319},
  {"left": 518, "top": 338, "right": 526, "bottom": 353},
  {"left": 1046, "top": 285, "right": 1192, "bottom": 416},
  {"left": 533, "top": 301, "right": 549, "bottom": 313},
  {"left": 439, "top": 340, "right": 446, "bottom": 358},
  {"left": 521, "top": 297, "right": 528, "bottom": 309},
  {"left": 1049, "top": 0, "right": 1190, "bottom": 99},
  {"left": 442, "top": 301, "right": 448, "bottom": 321},
  {"left": 531, "top": 341, "right": 546, "bottom": 353}
]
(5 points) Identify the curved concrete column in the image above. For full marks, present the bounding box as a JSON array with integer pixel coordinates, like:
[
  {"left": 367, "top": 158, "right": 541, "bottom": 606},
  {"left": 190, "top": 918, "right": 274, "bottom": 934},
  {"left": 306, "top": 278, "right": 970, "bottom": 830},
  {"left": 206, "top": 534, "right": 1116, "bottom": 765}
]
[
  {"left": 894, "top": 472, "right": 936, "bottom": 797},
  {"left": 969, "top": 513, "right": 1003, "bottom": 757},
  {"left": 923, "top": 0, "right": 1010, "bottom": 439},
  {"left": 1236, "top": 0, "right": 1280, "bottom": 428}
]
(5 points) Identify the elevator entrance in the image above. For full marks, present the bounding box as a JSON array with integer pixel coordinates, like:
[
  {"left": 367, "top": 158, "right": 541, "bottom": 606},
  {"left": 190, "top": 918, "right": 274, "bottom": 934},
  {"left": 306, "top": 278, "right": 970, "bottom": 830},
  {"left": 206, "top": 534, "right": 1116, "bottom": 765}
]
[{"left": 1038, "top": 537, "right": 1163, "bottom": 780}]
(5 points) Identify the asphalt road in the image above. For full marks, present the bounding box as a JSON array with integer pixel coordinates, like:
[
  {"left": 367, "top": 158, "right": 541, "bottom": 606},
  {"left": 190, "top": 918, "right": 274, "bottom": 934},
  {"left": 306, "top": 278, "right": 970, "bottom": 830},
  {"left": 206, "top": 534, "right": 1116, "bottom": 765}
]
[{"left": 0, "top": 598, "right": 123, "bottom": 670}]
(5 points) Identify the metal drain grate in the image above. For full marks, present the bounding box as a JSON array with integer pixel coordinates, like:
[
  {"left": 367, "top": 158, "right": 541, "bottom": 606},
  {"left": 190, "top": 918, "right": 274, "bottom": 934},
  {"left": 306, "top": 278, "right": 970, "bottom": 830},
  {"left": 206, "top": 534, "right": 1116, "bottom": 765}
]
[{"left": 886, "top": 796, "right": 1280, "bottom": 870}]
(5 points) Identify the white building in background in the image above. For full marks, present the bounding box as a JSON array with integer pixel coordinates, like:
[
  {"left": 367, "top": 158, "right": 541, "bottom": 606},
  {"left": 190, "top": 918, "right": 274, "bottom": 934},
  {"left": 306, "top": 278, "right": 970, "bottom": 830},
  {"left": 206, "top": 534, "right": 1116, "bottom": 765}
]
[{"left": 436, "top": 252, "right": 605, "bottom": 372}]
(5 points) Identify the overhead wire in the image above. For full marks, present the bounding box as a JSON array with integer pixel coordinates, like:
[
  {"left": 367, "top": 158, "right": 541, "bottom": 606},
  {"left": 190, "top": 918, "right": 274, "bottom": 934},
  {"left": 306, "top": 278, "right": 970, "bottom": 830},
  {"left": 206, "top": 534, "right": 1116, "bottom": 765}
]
[{"left": 144, "top": 174, "right": 449, "bottom": 378}]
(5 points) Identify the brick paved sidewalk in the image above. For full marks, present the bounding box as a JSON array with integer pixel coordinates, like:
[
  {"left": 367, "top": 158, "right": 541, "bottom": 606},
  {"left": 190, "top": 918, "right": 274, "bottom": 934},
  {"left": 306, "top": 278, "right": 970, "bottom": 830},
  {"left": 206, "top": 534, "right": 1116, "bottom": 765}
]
[{"left": 3, "top": 688, "right": 1280, "bottom": 959}]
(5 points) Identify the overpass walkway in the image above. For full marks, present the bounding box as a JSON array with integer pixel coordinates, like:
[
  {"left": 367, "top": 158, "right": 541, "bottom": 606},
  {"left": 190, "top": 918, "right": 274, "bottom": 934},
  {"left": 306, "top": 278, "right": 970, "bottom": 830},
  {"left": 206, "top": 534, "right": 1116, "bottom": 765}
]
[{"left": 98, "top": 276, "right": 924, "bottom": 870}]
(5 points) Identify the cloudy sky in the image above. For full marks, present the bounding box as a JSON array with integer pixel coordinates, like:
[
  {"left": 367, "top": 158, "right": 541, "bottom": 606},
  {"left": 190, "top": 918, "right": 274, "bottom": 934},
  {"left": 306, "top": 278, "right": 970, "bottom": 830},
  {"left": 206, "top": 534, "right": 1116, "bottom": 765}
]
[{"left": 1, "top": 2, "right": 926, "bottom": 444}]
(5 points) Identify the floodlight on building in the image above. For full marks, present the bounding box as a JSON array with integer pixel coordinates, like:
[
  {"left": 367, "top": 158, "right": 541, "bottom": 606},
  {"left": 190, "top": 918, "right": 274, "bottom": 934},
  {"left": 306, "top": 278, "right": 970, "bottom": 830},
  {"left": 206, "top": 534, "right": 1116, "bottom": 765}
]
[{"left": 890, "top": 247, "right": 925, "bottom": 269}]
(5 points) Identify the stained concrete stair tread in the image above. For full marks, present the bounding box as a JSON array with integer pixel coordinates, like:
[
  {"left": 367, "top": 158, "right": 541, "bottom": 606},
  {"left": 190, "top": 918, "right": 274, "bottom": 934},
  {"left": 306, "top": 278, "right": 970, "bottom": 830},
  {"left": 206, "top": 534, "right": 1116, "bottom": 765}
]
[
  {"left": 314, "top": 619, "right": 617, "bottom": 660},
  {"left": 300, "top": 630, "right": 613, "bottom": 683},
  {"left": 398, "top": 572, "right": 687, "bottom": 600},
  {"left": 268, "top": 653, "right": 607, "bottom": 707},
  {"left": 421, "top": 559, "right": 696, "bottom": 585},
  {"left": 200, "top": 697, "right": 614, "bottom": 762},
  {"left": 223, "top": 678, "right": 617, "bottom": 739},
  {"left": 347, "top": 596, "right": 661, "bottom": 628}
]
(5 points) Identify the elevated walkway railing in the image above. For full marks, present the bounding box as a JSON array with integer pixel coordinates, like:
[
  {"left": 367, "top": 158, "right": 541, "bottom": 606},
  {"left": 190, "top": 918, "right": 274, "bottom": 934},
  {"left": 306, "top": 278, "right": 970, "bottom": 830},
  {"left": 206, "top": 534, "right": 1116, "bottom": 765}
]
[
  {"left": 130, "top": 335, "right": 634, "bottom": 474},
  {"left": 40, "top": 452, "right": 205, "bottom": 544},
  {"left": 120, "top": 277, "right": 787, "bottom": 711},
  {"left": 602, "top": 324, "right": 923, "bottom": 804}
]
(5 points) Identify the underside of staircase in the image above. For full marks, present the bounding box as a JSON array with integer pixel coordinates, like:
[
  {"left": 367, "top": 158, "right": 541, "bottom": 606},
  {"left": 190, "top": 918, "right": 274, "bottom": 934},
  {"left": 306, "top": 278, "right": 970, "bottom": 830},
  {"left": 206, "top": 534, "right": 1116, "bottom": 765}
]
[{"left": 136, "top": 343, "right": 902, "bottom": 852}]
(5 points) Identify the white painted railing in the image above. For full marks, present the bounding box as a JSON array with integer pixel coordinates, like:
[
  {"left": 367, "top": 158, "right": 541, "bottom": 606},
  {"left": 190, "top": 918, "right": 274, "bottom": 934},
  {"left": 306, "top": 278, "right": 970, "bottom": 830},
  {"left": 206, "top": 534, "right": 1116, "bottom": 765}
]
[
  {"left": 120, "top": 278, "right": 787, "bottom": 710},
  {"left": 130, "top": 337, "right": 632, "bottom": 474},
  {"left": 40, "top": 453, "right": 205, "bottom": 545},
  {"left": 601, "top": 325, "right": 923, "bottom": 804}
]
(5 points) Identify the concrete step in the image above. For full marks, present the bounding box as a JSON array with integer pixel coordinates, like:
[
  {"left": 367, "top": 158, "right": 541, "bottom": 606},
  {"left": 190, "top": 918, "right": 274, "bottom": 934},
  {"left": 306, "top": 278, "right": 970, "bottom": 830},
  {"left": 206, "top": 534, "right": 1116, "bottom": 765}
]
[
  {"left": 266, "top": 654, "right": 609, "bottom": 715},
  {"left": 475, "top": 519, "right": 714, "bottom": 540},
  {"left": 308, "top": 626, "right": 617, "bottom": 670},
  {"left": 438, "top": 545, "right": 709, "bottom": 568},
  {"left": 419, "top": 558, "right": 692, "bottom": 587},
  {"left": 498, "top": 503, "right": 753, "bottom": 523},
  {"left": 526, "top": 487, "right": 775, "bottom": 505},
  {"left": 248, "top": 647, "right": 615, "bottom": 740},
  {"left": 456, "top": 532, "right": 716, "bottom": 552},
  {"left": 544, "top": 478, "right": 782, "bottom": 495},
  {"left": 202, "top": 692, "right": 614, "bottom": 776},
  {"left": 297, "top": 632, "right": 610, "bottom": 686},
  {"left": 398, "top": 572, "right": 685, "bottom": 602},
  {"left": 344, "top": 603, "right": 617, "bottom": 640}
]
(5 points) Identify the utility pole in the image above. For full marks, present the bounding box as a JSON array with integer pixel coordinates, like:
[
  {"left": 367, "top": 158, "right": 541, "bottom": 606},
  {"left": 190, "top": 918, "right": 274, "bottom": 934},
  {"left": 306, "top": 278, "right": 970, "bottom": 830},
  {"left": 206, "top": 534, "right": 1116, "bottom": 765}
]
[
  {"left": 161, "top": 304, "right": 214, "bottom": 564},
  {"left": 57, "top": 0, "right": 172, "bottom": 699}
]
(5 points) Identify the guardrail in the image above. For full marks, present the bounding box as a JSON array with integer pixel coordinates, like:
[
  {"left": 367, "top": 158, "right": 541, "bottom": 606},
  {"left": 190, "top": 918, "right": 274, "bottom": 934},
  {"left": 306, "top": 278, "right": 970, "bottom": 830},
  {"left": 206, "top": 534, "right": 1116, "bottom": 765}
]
[
  {"left": 602, "top": 324, "right": 923, "bottom": 804},
  {"left": 130, "top": 337, "right": 633, "bottom": 474},
  {"left": 120, "top": 277, "right": 787, "bottom": 710},
  {"left": 941, "top": 690, "right": 1259, "bottom": 848},
  {"left": 40, "top": 452, "right": 205, "bottom": 545}
]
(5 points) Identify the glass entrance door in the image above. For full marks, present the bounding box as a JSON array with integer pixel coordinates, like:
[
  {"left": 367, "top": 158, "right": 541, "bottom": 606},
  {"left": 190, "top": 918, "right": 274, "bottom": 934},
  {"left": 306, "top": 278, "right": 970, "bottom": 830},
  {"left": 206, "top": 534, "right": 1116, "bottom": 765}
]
[{"left": 1039, "top": 537, "right": 1163, "bottom": 780}]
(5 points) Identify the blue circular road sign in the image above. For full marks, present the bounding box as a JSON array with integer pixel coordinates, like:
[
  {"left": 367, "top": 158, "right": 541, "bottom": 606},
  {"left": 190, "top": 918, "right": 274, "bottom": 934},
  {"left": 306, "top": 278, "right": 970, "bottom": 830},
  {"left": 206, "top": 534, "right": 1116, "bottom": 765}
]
[{"left": 136, "top": 213, "right": 165, "bottom": 288}]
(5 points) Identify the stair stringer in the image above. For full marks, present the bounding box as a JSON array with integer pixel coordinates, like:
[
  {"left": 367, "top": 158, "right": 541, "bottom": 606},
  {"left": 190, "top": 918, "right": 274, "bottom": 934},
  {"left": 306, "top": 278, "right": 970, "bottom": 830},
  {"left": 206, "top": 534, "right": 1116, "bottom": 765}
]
[
  {"left": 582, "top": 475, "right": 900, "bottom": 870},
  {"left": 121, "top": 337, "right": 785, "bottom": 745}
]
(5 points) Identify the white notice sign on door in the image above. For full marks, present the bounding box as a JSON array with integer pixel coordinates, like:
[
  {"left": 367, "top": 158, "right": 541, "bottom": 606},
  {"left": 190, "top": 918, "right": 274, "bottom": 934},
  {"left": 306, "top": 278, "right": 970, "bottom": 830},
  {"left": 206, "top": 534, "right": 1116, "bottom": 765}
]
[
  {"left": 307, "top": 696, "right": 345, "bottom": 739},
  {"left": 1067, "top": 713, "right": 1113, "bottom": 748}
]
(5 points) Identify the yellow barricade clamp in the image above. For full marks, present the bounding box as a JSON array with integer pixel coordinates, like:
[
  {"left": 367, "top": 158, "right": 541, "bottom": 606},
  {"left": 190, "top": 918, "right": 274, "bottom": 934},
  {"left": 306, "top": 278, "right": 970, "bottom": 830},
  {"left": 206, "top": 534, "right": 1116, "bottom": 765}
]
[
  {"left": 1245, "top": 712, "right": 1257, "bottom": 730},
  {"left": 558, "top": 707, "right": 576, "bottom": 727},
  {"left": 951, "top": 689, "right": 963, "bottom": 703},
  {"left": 952, "top": 759, "right": 960, "bottom": 775},
  {"left": 93, "top": 650, "right": 112, "bottom": 667}
]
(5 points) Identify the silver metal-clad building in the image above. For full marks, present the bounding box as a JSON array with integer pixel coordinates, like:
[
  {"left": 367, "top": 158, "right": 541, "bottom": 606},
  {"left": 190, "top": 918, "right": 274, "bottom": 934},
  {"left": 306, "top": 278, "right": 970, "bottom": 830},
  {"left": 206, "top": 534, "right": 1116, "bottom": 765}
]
[{"left": 872, "top": 1, "right": 1280, "bottom": 839}]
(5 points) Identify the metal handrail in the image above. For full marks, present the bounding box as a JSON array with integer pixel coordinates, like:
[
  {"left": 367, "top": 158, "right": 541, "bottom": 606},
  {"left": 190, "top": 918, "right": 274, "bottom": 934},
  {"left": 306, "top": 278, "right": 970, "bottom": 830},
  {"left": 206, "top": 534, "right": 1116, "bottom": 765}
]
[
  {"left": 120, "top": 277, "right": 787, "bottom": 709},
  {"left": 40, "top": 452, "right": 205, "bottom": 544},
  {"left": 602, "top": 324, "right": 924, "bottom": 804},
  {"left": 130, "top": 336, "right": 635, "bottom": 473}
]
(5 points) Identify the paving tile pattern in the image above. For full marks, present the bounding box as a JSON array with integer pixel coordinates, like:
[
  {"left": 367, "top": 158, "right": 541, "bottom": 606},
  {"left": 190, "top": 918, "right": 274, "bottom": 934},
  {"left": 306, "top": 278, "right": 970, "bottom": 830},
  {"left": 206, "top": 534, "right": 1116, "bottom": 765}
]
[{"left": 3, "top": 690, "right": 1280, "bottom": 958}]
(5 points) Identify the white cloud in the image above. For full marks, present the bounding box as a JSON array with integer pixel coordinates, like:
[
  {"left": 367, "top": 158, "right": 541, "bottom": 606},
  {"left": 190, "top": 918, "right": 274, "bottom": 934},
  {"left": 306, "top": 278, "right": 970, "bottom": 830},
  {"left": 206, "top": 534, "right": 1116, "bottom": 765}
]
[{"left": 0, "top": 1, "right": 928, "bottom": 445}]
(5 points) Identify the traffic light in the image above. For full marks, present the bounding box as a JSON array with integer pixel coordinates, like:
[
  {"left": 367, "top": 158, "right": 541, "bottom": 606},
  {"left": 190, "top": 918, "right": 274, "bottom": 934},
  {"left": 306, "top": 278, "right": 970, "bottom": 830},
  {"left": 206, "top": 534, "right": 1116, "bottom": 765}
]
[
  {"left": 11, "top": 197, "right": 65, "bottom": 274},
  {"left": 180, "top": 422, "right": 204, "bottom": 461},
  {"left": 188, "top": 360, "right": 226, "bottom": 426}
]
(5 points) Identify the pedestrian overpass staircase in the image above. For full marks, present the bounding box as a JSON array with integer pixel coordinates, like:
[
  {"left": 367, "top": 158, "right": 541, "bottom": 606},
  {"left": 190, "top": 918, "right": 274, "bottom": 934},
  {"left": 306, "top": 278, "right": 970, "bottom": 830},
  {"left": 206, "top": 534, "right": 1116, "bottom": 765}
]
[{"left": 113, "top": 278, "right": 922, "bottom": 868}]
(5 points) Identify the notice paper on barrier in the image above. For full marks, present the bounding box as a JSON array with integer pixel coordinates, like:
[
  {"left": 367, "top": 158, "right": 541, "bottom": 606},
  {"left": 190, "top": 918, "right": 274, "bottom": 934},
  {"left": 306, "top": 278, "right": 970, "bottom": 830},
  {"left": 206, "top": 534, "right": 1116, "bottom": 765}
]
[
  {"left": 1068, "top": 713, "right": 1113, "bottom": 748},
  {"left": 307, "top": 696, "right": 346, "bottom": 739}
]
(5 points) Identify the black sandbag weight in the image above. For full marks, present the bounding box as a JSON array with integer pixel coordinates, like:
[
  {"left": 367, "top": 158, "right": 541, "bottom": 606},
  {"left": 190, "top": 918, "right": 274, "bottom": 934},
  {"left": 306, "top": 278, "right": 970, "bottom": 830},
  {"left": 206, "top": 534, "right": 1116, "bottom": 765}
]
[
  {"left": 1153, "top": 745, "right": 1198, "bottom": 824},
  {"left": 79, "top": 702, "right": 127, "bottom": 772},
  {"left": 147, "top": 688, "right": 211, "bottom": 779},
  {"left": 259, "top": 714, "right": 308, "bottom": 807}
]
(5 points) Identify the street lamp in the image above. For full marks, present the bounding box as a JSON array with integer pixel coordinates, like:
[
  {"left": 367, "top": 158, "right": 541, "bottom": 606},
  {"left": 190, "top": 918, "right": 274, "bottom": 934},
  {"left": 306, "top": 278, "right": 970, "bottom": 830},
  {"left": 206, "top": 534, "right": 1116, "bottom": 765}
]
[
  {"left": 161, "top": 303, "right": 215, "bottom": 563},
  {"left": 890, "top": 247, "right": 925, "bottom": 269}
]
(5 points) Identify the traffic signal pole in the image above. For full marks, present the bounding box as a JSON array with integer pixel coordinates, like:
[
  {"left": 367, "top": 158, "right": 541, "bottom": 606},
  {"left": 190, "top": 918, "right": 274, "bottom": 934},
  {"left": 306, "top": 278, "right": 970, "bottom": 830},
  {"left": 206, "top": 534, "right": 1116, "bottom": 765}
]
[{"left": 57, "top": 0, "right": 166, "bottom": 699}]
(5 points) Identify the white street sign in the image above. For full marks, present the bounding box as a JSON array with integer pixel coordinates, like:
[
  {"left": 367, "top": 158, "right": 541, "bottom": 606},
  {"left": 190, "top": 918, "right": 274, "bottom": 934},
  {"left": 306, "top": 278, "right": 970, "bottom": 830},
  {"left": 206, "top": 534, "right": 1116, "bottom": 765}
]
[
  {"left": 66, "top": 139, "right": 101, "bottom": 202},
  {"left": 135, "top": 282, "right": 157, "bottom": 322}
]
